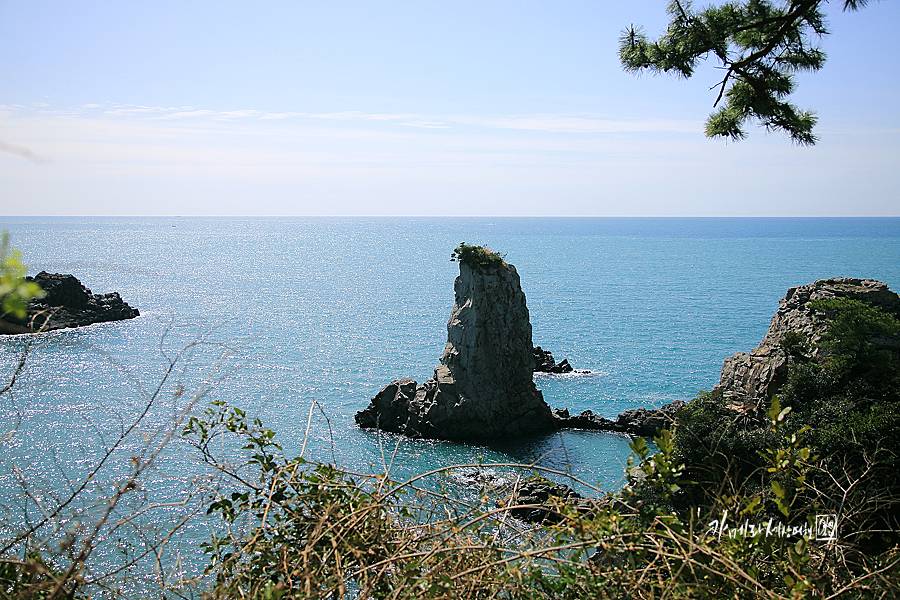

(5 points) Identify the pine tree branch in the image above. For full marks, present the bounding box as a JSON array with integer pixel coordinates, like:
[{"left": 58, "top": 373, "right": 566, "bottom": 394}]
[{"left": 728, "top": 0, "right": 820, "bottom": 73}]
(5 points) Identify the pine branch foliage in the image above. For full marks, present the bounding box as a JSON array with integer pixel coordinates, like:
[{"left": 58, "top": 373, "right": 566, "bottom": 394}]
[{"left": 620, "top": 0, "right": 872, "bottom": 145}]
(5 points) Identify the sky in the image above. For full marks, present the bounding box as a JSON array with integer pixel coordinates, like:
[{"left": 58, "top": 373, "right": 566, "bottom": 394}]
[{"left": 1, "top": 0, "right": 898, "bottom": 217}]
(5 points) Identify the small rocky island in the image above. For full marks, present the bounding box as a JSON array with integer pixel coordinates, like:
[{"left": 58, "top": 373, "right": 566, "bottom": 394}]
[{"left": 0, "top": 272, "right": 139, "bottom": 334}]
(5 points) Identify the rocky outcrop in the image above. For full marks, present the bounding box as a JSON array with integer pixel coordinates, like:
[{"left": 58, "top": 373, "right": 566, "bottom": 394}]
[
  {"left": 533, "top": 346, "right": 574, "bottom": 373},
  {"left": 502, "top": 477, "right": 603, "bottom": 523},
  {"left": 714, "top": 277, "right": 900, "bottom": 405},
  {"left": 357, "top": 259, "right": 558, "bottom": 440},
  {"left": 0, "top": 272, "right": 139, "bottom": 334},
  {"left": 552, "top": 400, "right": 685, "bottom": 437}
]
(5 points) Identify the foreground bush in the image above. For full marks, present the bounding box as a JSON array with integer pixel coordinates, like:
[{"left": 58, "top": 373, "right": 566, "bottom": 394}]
[
  {"left": 3, "top": 386, "right": 899, "bottom": 598},
  {"left": 671, "top": 297, "right": 900, "bottom": 556},
  {"left": 178, "top": 398, "right": 899, "bottom": 600}
]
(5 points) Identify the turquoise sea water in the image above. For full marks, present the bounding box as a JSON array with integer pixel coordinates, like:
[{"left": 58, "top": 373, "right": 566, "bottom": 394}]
[{"left": 1, "top": 217, "right": 899, "bottom": 590}]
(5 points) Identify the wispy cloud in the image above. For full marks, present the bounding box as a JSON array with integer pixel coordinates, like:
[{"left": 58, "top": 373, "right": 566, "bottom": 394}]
[
  {"left": 104, "top": 105, "right": 173, "bottom": 116},
  {"left": 466, "top": 115, "right": 702, "bottom": 134},
  {"left": 2, "top": 100, "right": 897, "bottom": 217},
  {"left": 0, "top": 140, "right": 49, "bottom": 164},
  {"left": 159, "top": 109, "right": 217, "bottom": 119},
  {"left": 3, "top": 102, "right": 705, "bottom": 135},
  {"left": 292, "top": 110, "right": 699, "bottom": 134}
]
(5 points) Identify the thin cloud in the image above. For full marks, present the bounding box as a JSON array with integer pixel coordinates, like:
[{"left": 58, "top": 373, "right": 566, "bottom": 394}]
[
  {"left": 466, "top": 115, "right": 702, "bottom": 134},
  {"left": 158, "top": 109, "right": 216, "bottom": 119},
  {"left": 215, "top": 110, "right": 264, "bottom": 119},
  {"left": 400, "top": 121, "right": 451, "bottom": 129},
  {"left": 300, "top": 110, "right": 697, "bottom": 134},
  {"left": 20, "top": 102, "right": 699, "bottom": 135},
  {"left": 105, "top": 105, "right": 171, "bottom": 116},
  {"left": 260, "top": 112, "right": 302, "bottom": 120},
  {"left": 0, "top": 140, "right": 49, "bottom": 164}
]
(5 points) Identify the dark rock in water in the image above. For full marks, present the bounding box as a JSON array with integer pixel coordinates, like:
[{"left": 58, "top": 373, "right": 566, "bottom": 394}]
[
  {"left": 356, "top": 259, "right": 557, "bottom": 440},
  {"left": 551, "top": 408, "right": 617, "bottom": 431},
  {"left": 532, "top": 346, "right": 575, "bottom": 373},
  {"left": 353, "top": 378, "right": 420, "bottom": 432},
  {"left": 502, "top": 477, "right": 611, "bottom": 523},
  {"left": 1, "top": 272, "right": 139, "bottom": 333},
  {"left": 552, "top": 401, "right": 685, "bottom": 437},
  {"left": 715, "top": 278, "right": 900, "bottom": 405},
  {"left": 555, "top": 359, "right": 572, "bottom": 373},
  {"left": 614, "top": 402, "right": 685, "bottom": 437}
]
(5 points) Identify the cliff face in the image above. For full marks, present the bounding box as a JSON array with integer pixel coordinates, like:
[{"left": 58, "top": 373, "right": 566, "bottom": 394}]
[
  {"left": 439, "top": 262, "right": 547, "bottom": 428},
  {"left": 715, "top": 277, "right": 900, "bottom": 404},
  {"left": 356, "top": 261, "right": 556, "bottom": 440}
]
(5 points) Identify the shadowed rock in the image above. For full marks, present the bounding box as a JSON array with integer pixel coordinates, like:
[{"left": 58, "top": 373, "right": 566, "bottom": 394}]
[
  {"left": 533, "top": 346, "right": 574, "bottom": 373},
  {"left": 1, "top": 272, "right": 139, "bottom": 334},
  {"left": 551, "top": 401, "right": 685, "bottom": 438}
]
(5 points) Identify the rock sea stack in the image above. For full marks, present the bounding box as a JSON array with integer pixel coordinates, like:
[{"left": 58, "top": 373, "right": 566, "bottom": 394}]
[
  {"left": 0, "top": 272, "right": 139, "bottom": 334},
  {"left": 357, "top": 244, "right": 693, "bottom": 441},
  {"left": 356, "top": 256, "right": 557, "bottom": 440}
]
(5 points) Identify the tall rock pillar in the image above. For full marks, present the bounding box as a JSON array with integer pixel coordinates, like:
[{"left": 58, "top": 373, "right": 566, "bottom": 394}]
[{"left": 356, "top": 257, "right": 556, "bottom": 440}]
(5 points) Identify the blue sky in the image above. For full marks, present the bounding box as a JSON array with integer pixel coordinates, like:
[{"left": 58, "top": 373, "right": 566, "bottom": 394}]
[{"left": 1, "top": 0, "right": 898, "bottom": 216}]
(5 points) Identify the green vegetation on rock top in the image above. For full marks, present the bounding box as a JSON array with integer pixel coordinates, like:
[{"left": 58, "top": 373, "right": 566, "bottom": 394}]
[{"left": 450, "top": 242, "right": 506, "bottom": 270}]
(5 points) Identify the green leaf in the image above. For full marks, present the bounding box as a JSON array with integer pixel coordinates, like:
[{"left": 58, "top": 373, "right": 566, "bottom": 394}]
[{"left": 771, "top": 480, "right": 785, "bottom": 498}]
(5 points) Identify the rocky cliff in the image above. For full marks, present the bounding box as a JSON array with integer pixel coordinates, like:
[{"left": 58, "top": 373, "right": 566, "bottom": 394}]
[
  {"left": 715, "top": 277, "right": 900, "bottom": 405},
  {"left": 356, "top": 259, "right": 557, "bottom": 440},
  {"left": 0, "top": 272, "right": 139, "bottom": 334}
]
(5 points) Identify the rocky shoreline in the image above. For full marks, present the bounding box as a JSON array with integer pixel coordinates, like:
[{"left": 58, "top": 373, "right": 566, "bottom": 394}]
[
  {"left": 0, "top": 272, "right": 139, "bottom": 334},
  {"left": 505, "top": 277, "right": 900, "bottom": 522}
]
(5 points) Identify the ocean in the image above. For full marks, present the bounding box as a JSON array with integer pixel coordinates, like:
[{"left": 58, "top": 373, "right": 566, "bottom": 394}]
[{"left": 1, "top": 216, "right": 899, "bottom": 590}]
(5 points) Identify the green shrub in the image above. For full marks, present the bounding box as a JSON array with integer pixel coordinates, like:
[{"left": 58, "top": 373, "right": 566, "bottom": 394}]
[
  {"left": 669, "top": 295, "right": 900, "bottom": 559},
  {"left": 182, "top": 397, "right": 900, "bottom": 600},
  {"left": 450, "top": 243, "right": 506, "bottom": 270},
  {"left": 668, "top": 390, "right": 778, "bottom": 512},
  {"left": 0, "top": 233, "right": 44, "bottom": 321}
]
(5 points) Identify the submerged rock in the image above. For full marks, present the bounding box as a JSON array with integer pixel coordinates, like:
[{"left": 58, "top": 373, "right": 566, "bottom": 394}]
[
  {"left": 356, "top": 258, "right": 557, "bottom": 440},
  {"left": 715, "top": 277, "right": 900, "bottom": 405},
  {"left": 0, "top": 272, "right": 139, "bottom": 334},
  {"left": 502, "top": 478, "right": 595, "bottom": 523}
]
